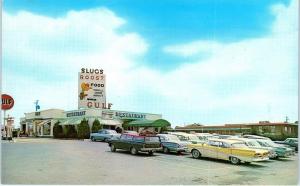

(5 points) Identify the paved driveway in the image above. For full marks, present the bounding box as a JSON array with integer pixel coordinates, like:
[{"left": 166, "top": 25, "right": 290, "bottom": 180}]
[{"left": 1, "top": 138, "right": 298, "bottom": 185}]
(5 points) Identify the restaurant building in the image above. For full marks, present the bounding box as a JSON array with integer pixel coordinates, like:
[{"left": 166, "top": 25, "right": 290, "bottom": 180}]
[{"left": 20, "top": 108, "right": 171, "bottom": 137}]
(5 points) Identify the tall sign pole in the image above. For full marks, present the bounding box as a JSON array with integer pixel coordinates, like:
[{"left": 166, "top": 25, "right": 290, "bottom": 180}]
[{"left": 2, "top": 94, "right": 15, "bottom": 139}]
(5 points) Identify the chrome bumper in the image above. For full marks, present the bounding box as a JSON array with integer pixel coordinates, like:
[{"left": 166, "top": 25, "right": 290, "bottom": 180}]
[
  {"left": 140, "top": 147, "right": 163, "bottom": 152},
  {"left": 252, "top": 157, "right": 269, "bottom": 162}
]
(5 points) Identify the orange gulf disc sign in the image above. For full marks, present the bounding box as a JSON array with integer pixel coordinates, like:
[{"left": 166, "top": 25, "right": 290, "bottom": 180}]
[{"left": 2, "top": 94, "right": 14, "bottom": 110}]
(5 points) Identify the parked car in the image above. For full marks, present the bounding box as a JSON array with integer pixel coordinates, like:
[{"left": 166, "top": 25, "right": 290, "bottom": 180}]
[
  {"left": 109, "top": 134, "right": 162, "bottom": 155},
  {"left": 194, "top": 133, "right": 214, "bottom": 141},
  {"left": 242, "top": 134, "right": 271, "bottom": 140},
  {"left": 157, "top": 134, "right": 189, "bottom": 154},
  {"left": 229, "top": 137, "right": 277, "bottom": 159},
  {"left": 90, "top": 129, "right": 121, "bottom": 142},
  {"left": 255, "top": 139, "right": 294, "bottom": 158},
  {"left": 275, "top": 138, "right": 298, "bottom": 151},
  {"left": 168, "top": 132, "right": 200, "bottom": 144},
  {"left": 188, "top": 139, "right": 269, "bottom": 164}
]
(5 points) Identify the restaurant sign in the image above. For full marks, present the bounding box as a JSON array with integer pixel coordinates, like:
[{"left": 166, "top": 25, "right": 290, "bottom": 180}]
[
  {"left": 78, "top": 68, "right": 106, "bottom": 109},
  {"left": 115, "top": 112, "right": 146, "bottom": 120}
]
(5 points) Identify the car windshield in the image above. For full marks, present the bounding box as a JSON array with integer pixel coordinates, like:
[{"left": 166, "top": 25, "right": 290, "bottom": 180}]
[
  {"left": 247, "top": 140, "right": 261, "bottom": 147},
  {"left": 167, "top": 135, "right": 181, "bottom": 141},
  {"left": 231, "top": 142, "right": 248, "bottom": 148},
  {"left": 145, "top": 136, "right": 160, "bottom": 143},
  {"left": 263, "top": 140, "right": 278, "bottom": 147},
  {"left": 188, "top": 135, "right": 199, "bottom": 141},
  {"left": 177, "top": 135, "right": 189, "bottom": 141},
  {"left": 259, "top": 140, "right": 272, "bottom": 147}
]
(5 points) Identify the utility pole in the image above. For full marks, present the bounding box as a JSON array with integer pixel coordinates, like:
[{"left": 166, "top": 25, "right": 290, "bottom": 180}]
[{"left": 285, "top": 116, "right": 289, "bottom": 123}]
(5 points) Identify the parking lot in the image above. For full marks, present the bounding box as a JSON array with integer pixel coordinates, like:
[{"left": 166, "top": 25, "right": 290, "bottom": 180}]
[{"left": 1, "top": 138, "right": 299, "bottom": 185}]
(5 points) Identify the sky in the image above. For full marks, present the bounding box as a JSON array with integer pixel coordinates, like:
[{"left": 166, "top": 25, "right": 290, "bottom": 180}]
[{"left": 2, "top": 0, "right": 298, "bottom": 127}]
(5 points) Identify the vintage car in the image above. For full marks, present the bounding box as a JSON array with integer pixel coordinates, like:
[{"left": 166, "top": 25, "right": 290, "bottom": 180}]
[
  {"left": 188, "top": 139, "right": 269, "bottom": 164},
  {"left": 275, "top": 138, "right": 298, "bottom": 151},
  {"left": 168, "top": 132, "right": 201, "bottom": 144},
  {"left": 242, "top": 134, "right": 271, "bottom": 140},
  {"left": 194, "top": 133, "right": 213, "bottom": 142},
  {"left": 157, "top": 134, "right": 189, "bottom": 153},
  {"left": 109, "top": 134, "right": 162, "bottom": 155},
  {"left": 90, "top": 129, "right": 121, "bottom": 142},
  {"left": 255, "top": 139, "right": 294, "bottom": 158},
  {"left": 229, "top": 137, "right": 277, "bottom": 159}
]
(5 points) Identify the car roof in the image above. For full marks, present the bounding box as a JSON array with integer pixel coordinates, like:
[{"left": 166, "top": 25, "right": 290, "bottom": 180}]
[{"left": 208, "top": 138, "right": 244, "bottom": 144}]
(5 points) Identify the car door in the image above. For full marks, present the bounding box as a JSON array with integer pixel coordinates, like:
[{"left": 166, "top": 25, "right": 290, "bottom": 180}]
[
  {"left": 115, "top": 134, "right": 127, "bottom": 149},
  {"left": 96, "top": 130, "right": 104, "bottom": 140},
  {"left": 207, "top": 141, "right": 219, "bottom": 159},
  {"left": 125, "top": 135, "right": 134, "bottom": 151},
  {"left": 217, "top": 142, "right": 231, "bottom": 160}
]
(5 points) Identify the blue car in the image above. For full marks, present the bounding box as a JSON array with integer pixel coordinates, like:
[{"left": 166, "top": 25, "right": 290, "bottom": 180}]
[
  {"left": 157, "top": 134, "right": 190, "bottom": 154},
  {"left": 90, "top": 129, "right": 120, "bottom": 142}
]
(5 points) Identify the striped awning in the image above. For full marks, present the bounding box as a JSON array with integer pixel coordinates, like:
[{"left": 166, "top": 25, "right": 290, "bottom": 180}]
[{"left": 59, "top": 118, "right": 83, "bottom": 125}]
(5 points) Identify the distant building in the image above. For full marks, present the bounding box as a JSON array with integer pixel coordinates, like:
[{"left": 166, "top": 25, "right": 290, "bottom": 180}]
[{"left": 174, "top": 121, "right": 298, "bottom": 140}]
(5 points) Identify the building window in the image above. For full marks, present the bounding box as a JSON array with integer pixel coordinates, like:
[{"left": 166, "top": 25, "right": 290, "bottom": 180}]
[
  {"left": 270, "top": 126, "right": 276, "bottom": 133},
  {"left": 35, "top": 112, "right": 40, "bottom": 116},
  {"left": 258, "top": 126, "right": 263, "bottom": 133},
  {"left": 284, "top": 127, "right": 288, "bottom": 132},
  {"left": 289, "top": 127, "right": 292, "bottom": 134}
]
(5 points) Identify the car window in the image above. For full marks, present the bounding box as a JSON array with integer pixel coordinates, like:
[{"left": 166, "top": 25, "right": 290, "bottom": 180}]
[
  {"left": 120, "top": 135, "right": 127, "bottom": 140},
  {"left": 133, "top": 136, "right": 145, "bottom": 142},
  {"left": 126, "top": 135, "right": 133, "bottom": 141},
  {"left": 98, "top": 130, "right": 103, "bottom": 134},
  {"left": 159, "top": 136, "right": 166, "bottom": 142},
  {"left": 108, "top": 130, "right": 117, "bottom": 134},
  {"left": 231, "top": 142, "right": 248, "bottom": 148},
  {"left": 145, "top": 137, "right": 160, "bottom": 143},
  {"left": 209, "top": 141, "right": 220, "bottom": 147},
  {"left": 220, "top": 142, "right": 230, "bottom": 148}
]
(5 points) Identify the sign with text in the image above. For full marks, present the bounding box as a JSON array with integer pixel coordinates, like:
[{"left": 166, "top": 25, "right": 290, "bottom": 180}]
[
  {"left": 78, "top": 68, "right": 106, "bottom": 109},
  {"left": 2, "top": 94, "right": 14, "bottom": 110}
]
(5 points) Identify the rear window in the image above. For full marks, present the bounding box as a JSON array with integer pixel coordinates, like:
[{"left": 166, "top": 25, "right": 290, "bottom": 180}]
[
  {"left": 145, "top": 136, "right": 160, "bottom": 143},
  {"left": 133, "top": 136, "right": 145, "bottom": 142}
]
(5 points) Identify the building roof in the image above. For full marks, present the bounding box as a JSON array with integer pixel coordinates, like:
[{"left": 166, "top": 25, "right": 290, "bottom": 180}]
[{"left": 124, "top": 119, "right": 171, "bottom": 128}]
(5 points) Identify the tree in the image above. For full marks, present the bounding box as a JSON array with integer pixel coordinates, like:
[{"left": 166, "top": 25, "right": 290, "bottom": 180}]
[
  {"left": 77, "top": 118, "right": 90, "bottom": 139},
  {"left": 160, "top": 126, "right": 169, "bottom": 133},
  {"left": 53, "top": 122, "right": 63, "bottom": 138},
  {"left": 91, "top": 119, "right": 102, "bottom": 133},
  {"left": 64, "top": 125, "right": 77, "bottom": 138}
]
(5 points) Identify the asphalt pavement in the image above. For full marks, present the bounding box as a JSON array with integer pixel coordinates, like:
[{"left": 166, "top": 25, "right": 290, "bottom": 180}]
[{"left": 1, "top": 138, "right": 299, "bottom": 185}]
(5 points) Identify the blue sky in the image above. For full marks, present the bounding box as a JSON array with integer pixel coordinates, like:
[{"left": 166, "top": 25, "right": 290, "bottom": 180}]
[{"left": 3, "top": 0, "right": 298, "bottom": 127}]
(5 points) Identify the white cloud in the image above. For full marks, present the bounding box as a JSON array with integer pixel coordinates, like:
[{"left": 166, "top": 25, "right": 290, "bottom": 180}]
[{"left": 3, "top": 0, "right": 298, "bottom": 127}]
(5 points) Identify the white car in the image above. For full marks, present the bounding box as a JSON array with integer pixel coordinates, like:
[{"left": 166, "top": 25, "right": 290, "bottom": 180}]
[
  {"left": 229, "top": 137, "right": 277, "bottom": 158},
  {"left": 168, "top": 132, "right": 202, "bottom": 144}
]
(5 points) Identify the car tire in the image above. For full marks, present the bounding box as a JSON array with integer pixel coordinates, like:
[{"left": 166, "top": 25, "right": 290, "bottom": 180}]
[
  {"left": 230, "top": 157, "right": 240, "bottom": 165},
  {"left": 91, "top": 137, "right": 95, "bottom": 142},
  {"left": 191, "top": 149, "right": 201, "bottom": 159},
  {"left": 163, "top": 147, "right": 169, "bottom": 154},
  {"left": 130, "top": 147, "right": 138, "bottom": 155},
  {"left": 148, "top": 151, "right": 153, "bottom": 156},
  {"left": 111, "top": 144, "right": 116, "bottom": 152},
  {"left": 104, "top": 138, "right": 109, "bottom": 143}
]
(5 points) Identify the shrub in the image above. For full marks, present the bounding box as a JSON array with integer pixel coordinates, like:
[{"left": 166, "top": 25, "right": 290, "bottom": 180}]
[
  {"left": 77, "top": 118, "right": 90, "bottom": 139},
  {"left": 64, "top": 125, "right": 77, "bottom": 139},
  {"left": 53, "top": 122, "right": 63, "bottom": 138},
  {"left": 91, "top": 119, "right": 102, "bottom": 133}
]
